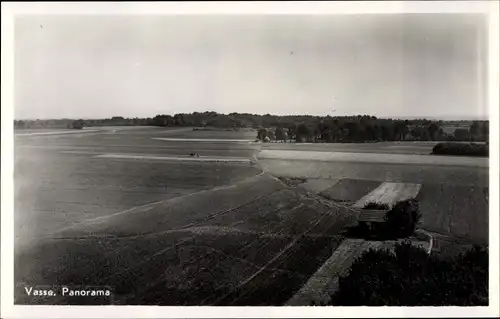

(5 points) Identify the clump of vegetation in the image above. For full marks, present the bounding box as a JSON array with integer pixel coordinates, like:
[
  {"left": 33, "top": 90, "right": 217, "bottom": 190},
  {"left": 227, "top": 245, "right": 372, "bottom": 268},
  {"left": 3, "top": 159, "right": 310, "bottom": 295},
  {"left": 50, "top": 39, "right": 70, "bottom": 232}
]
[
  {"left": 432, "top": 142, "right": 488, "bottom": 157},
  {"left": 346, "top": 199, "right": 421, "bottom": 240},
  {"left": 363, "top": 202, "right": 390, "bottom": 210},
  {"left": 328, "top": 242, "right": 488, "bottom": 306},
  {"left": 385, "top": 199, "right": 421, "bottom": 238}
]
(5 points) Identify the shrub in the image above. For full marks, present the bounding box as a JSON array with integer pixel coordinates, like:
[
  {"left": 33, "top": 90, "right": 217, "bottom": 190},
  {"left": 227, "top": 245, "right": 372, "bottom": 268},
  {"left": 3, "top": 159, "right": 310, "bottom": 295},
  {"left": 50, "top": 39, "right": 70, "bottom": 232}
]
[
  {"left": 329, "top": 242, "right": 488, "bottom": 306},
  {"left": 432, "top": 142, "right": 488, "bottom": 157},
  {"left": 385, "top": 199, "right": 421, "bottom": 238},
  {"left": 348, "top": 199, "right": 421, "bottom": 240}
]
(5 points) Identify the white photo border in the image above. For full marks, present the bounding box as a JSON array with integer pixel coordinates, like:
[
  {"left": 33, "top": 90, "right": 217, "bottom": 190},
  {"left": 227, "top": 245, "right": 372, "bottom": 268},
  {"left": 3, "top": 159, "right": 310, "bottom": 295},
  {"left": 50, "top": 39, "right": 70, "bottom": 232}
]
[{"left": 2, "top": 1, "right": 499, "bottom": 318}]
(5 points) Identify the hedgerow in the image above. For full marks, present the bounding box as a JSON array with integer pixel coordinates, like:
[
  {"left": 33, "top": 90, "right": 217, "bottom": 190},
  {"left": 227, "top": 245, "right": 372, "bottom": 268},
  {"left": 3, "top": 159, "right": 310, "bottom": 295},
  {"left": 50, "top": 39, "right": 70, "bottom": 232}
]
[{"left": 432, "top": 142, "right": 488, "bottom": 157}]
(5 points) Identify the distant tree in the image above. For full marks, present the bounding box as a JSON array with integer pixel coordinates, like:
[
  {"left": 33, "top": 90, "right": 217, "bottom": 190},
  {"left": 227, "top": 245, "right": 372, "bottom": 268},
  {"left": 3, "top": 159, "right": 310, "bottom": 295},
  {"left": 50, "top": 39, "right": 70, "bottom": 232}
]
[
  {"left": 344, "top": 121, "right": 360, "bottom": 141},
  {"left": 275, "top": 127, "right": 286, "bottom": 140},
  {"left": 437, "top": 128, "right": 445, "bottom": 140},
  {"left": 18, "top": 113, "right": 471, "bottom": 143},
  {"left": 296, "top": 123, "right": 311, "bottom": 142},
  {"left": 173, "top": 114, "right": 185, "bottom": 126},
  {"left": 454, "top": 128, "right": 470, "bottom": 141},
  {"left": 206, "top": 114, "right": 236, "bottom": 128},
  {"left": 316, "top": 121, "right": 331, "bottom": 142},
  {"left": 267, "top": 130, "right": 275, "bottom": 140},
  {"left": 71, "top": 119, "right": 84, "bottom": 129},
  {"left": 395, "top": 121, "right": 409, "bottom": 140},
  {"left": 481, "top": 122, "right": 489, "bottom": 136},
  {"left": 469, "top": 121, "right": 481, "bottom": 136},
  {"left": 427, "top": 123, "right": 440, "bottom": 141},
  {"left": 380, "top": 124, "right": 394, "bottom": 141},
  {"left": 469, "top": 121, "right": 489, "bottom": 141},
  {"left": 15, "top": 120, "right": 25, "bottom": 129},
  {"left": 257, "top": 129, "right": 268, "bottom": 141}
]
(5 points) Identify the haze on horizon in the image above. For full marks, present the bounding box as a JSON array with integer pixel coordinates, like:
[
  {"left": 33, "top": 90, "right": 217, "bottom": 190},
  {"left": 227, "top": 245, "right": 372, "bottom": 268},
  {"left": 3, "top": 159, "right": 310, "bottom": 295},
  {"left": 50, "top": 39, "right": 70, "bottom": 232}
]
[{"left": 14, "top": 14, "right": 488, "bottom": 121}]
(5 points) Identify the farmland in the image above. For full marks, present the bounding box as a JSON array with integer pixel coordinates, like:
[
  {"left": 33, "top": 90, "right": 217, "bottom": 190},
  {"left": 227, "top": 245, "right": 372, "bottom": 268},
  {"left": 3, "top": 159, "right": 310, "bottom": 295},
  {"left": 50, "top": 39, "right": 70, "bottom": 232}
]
[{"left": 13, "top": 126, "right": 489, "bottom": 305}]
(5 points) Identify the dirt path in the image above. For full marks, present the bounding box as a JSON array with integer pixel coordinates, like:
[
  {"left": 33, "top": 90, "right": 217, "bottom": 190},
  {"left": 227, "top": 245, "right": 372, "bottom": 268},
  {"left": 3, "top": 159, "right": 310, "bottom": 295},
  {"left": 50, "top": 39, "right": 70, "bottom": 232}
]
[{"left": 285, "top": 238, "right": 429, "bottom": 306}]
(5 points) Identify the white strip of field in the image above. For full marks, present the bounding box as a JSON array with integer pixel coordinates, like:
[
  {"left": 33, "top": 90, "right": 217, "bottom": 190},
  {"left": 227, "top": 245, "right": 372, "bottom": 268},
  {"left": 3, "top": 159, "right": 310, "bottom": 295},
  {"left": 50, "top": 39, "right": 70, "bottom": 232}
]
[
  {"left": 152, "top": 137, "right": 253, "bottom": 143},
  {"left": 15, "top": 129, "right": 101, "bottom": 136},
  {"left": 352, "top": 182, "right": 422, "bottom": 208},
  {"left": 94, "top": 153, "right": 252, "bottom": 163},
  {"left": 258, "top": 149, "right": 488, "bottom": 168}
]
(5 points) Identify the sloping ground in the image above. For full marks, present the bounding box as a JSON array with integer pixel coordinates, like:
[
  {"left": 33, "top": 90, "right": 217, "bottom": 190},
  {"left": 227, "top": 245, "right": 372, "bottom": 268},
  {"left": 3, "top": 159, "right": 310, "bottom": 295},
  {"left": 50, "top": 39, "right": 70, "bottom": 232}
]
[
  {"left": 261, "top": 141, "right": 436, "bottom": 155},
  {"left": 258, "top": 149, "right": 488, "bottom": 168},
  {"left": 257, "top": 159, "right": 488, "bottom": 187},
  {"left": 320, "top": 179, "right": 382, "bottom": 204},
  {"left": 298, "top": 179, "right": 340, "bottom": 194},
  {"left": 416, "top": 184, "right": 489, "bottom": 245},
  {"left": 14, "top": 149, "right": 262, "bottom": 253},
  {"left": 280, "top": 176, "right": 489, "bottom": 246},
  {"left": 14, "top": 174, "right": 356, "bottom": 306}
]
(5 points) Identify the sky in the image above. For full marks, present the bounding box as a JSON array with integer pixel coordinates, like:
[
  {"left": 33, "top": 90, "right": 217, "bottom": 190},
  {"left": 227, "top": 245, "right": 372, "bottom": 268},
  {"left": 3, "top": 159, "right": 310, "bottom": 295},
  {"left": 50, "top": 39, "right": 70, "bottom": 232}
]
[{"left": 14, "top": 14, "right": 488, "bottom": 120}]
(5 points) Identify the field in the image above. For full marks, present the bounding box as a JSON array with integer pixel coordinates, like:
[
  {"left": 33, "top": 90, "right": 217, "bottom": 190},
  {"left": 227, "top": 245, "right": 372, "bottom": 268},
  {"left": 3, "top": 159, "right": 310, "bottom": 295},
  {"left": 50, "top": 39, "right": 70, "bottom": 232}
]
[
  {"left": 15, "top": 128, "right": 260, "bottom": 251},
  {"left": 13, "top": 126, "right": 489, "bottom": 305}
]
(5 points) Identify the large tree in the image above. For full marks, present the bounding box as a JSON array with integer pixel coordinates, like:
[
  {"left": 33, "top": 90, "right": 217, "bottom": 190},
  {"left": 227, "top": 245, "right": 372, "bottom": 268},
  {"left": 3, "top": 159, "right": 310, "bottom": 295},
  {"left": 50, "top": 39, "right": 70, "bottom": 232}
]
[
  {"left": 275, "top": 127, "right": 286, "bottom": 140},
  {"left": 427, "top": 123, "right": 440, "bottom": 141},
  {"left": 296, "top": 123, "right": 311, "bottom": 142},
  {"left": 257, "top": 129, "right": 268, "bottom": 141}
]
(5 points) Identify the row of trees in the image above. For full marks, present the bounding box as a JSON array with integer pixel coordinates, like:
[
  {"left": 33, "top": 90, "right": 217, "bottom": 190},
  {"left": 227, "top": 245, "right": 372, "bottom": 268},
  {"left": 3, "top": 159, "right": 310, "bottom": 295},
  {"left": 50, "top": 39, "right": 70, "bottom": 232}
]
[
  {"left": 14, "top": 112, "right": 489, "bottom": 142},
  {"left": 256, "top": 118, "right": 489, "bottom": 143},
  {"left": 13, "top": 117, "right": 152, "bottom": 129}
]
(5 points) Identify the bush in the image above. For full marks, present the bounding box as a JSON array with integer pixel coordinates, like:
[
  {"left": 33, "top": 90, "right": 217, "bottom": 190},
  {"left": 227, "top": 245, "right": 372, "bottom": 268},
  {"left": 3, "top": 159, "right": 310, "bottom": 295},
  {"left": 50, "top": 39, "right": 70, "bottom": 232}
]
[
  {"left": 432, "top": 142, "right": 488, "bottom": 157},
  {"left": 385, "top": 199, "right": 421, "bottom": 238},
  {"left": 349, "top": 199, "right": 420, "bottom": 240},
  {"left": 329, "top": 242, "right": 488, "bottom": 306}
]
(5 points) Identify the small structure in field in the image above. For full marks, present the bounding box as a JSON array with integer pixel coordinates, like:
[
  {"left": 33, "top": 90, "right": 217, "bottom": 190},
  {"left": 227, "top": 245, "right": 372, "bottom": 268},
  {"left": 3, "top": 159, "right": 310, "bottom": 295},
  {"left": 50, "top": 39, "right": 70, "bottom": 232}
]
[
  {"left": 357, "top": 202, "right": 390, "bottom": 231},
  {"left": 356, "top": 199, "right": 421, "bottom": 239}
]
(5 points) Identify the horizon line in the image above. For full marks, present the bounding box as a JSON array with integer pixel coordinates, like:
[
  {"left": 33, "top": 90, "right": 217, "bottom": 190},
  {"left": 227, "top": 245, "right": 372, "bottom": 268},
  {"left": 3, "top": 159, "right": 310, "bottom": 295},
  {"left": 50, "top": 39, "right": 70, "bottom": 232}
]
[{"left": 13, "top": 113, "right": 489, "bottom": 122}]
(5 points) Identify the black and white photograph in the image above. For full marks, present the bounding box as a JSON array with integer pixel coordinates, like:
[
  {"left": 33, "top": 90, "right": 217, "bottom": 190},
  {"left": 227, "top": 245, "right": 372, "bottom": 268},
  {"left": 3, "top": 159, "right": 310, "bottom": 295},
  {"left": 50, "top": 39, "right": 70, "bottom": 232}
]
[{"left": 1, "top": 1, "right": 499, "bottom": 318}]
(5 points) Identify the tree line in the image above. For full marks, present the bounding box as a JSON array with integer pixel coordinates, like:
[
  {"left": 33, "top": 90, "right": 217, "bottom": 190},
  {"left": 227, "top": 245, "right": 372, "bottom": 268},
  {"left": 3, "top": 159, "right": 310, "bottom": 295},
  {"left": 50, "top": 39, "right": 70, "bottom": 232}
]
[
  {"left": 14, "top": 112, "right": 489, "bottom": 142},
  {"left": 254, "top": 116, "right": 488, "bottom": 143}
]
